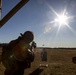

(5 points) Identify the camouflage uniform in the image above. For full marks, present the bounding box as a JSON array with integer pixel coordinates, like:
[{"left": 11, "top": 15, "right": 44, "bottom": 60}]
[{"left": 2, "top": 31, "right": 35, "bottom": 75}]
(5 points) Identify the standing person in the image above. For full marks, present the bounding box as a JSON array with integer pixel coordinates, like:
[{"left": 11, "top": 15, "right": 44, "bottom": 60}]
[
  {"left": 2, "top": 31, "right": 35, "bottom": 75},
  {"left": 41, "top": 48, "right": 47, "bottom": 62},
  {"left": 40, "top": 48, "right": 48, "bottom": 67}
]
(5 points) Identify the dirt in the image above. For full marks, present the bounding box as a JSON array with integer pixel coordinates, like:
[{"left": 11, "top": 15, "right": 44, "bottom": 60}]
[{"left": 0, "top": 48, "right": 76, "bottom": 75}]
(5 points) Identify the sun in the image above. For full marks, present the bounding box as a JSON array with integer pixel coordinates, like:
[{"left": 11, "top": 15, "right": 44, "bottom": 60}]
[
  {"left": 55, "top": 14, "right": 68, "bottom": 26},
  {"left": 43, "top": 5, "right": 74, "bottom": 34},
  {"left": 53, "top": 9, "right": 70, "bottom": 28},
  {"left": 53, "top": 11, "right": 72, "bottom": 34},
  {"left": 51, "top": 9, "right": 73, "bottom": 34}
]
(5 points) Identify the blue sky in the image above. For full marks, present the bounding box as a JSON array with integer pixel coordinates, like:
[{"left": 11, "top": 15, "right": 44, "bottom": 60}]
[{"left": 0, "top": 0, "right": 76, "bottom": 48}]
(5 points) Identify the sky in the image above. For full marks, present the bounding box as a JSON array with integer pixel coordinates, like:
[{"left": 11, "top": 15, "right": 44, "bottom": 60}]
[{"left": 0, "top": 0, "right": 76, "bottom": 48}]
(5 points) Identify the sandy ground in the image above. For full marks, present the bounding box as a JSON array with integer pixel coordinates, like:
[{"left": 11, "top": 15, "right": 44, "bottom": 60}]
[{"left": 0, "top": 48, "right": 76, "bottom": 75}]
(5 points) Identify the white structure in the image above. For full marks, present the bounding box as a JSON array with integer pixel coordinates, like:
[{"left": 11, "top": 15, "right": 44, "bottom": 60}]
[{"left": 0, "top": 0, "right": 2, "bottom": 20}]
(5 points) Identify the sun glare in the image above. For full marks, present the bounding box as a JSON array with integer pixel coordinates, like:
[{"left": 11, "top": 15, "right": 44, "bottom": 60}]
[
  {"left": 43, "top": 3, "right": 74, "bottom": 34},
  {"left": 55, "top": 14, "right": 68, "bottom": 26},
  {"left": 50, "top": 8, "right": 74, "bottom": 33}
]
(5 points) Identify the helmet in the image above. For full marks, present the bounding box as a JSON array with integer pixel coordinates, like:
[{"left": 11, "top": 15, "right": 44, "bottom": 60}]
[{"left": 21, "top": 31, "right": 34, "bottom": 43}]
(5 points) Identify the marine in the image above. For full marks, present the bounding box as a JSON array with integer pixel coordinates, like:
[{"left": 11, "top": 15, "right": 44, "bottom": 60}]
[{"left": 2, "top": 31, "right": 36, "bottom": 75}]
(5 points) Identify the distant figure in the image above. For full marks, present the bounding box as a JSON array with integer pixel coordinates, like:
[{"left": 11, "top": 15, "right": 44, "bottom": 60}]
[
  {"left": 41, "top": 48, "right": 47, "bottom": 61},
  {"left": 31, "top": 41, "right": 37, "bottom": 52},
  {"left": 72, "top": 57, "right": 76, "bottom": 64},
  {"left": 2, "top": 31, "right": 35, "bottom": 75}
]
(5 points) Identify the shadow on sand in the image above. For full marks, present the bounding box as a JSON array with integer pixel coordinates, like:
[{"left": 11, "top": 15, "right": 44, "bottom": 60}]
[{"left": 29, "top": 67, "right": 44, "bottom": 75}]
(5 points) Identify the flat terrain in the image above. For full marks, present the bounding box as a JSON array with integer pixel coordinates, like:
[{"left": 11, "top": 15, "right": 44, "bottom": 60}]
[{"left": 0, "top": 48, "right": 76, "bottom": 75}]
